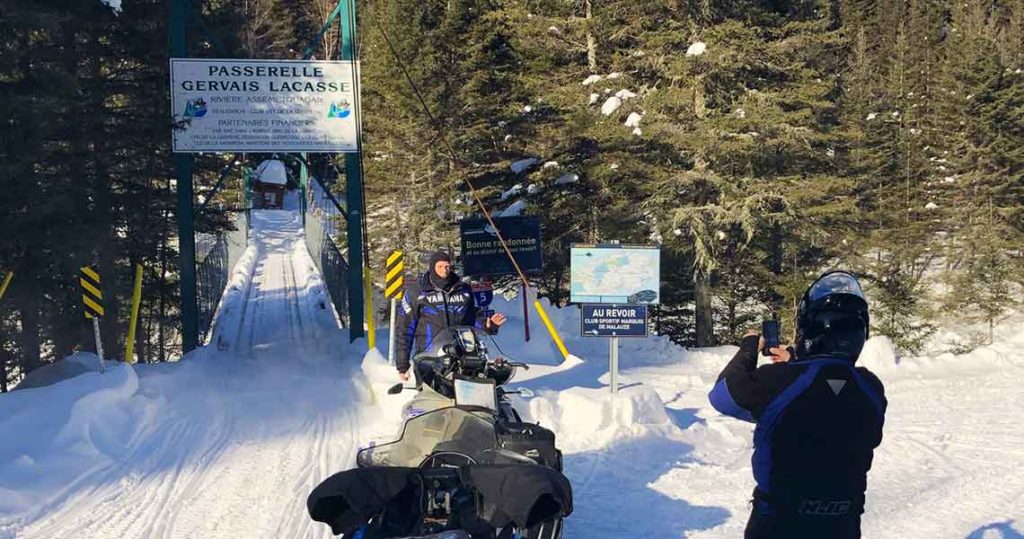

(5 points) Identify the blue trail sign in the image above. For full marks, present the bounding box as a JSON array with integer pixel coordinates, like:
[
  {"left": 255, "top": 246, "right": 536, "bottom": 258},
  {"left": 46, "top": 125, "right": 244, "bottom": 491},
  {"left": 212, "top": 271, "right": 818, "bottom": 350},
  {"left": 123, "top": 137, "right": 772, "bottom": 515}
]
[
  {"left": 460, "top": 216, "right": 542, "bottom": 277},
  {"left": 581, "top": 304, "right": 648, "bottom": 338}
]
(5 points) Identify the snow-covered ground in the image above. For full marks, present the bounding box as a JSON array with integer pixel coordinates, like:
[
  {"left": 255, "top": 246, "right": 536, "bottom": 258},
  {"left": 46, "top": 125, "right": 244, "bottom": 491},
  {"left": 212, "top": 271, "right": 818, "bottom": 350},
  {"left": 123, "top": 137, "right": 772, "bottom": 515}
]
[{"left": 2, "top": 205, "right": 1023, "bottom": 538}]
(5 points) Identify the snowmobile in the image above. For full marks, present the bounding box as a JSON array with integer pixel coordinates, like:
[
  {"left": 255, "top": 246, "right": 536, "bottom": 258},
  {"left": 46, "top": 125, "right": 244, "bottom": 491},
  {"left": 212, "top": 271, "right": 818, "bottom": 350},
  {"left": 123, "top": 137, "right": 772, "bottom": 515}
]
[{"left": 308, "top": 327, "right": 571, "bottom": 539}]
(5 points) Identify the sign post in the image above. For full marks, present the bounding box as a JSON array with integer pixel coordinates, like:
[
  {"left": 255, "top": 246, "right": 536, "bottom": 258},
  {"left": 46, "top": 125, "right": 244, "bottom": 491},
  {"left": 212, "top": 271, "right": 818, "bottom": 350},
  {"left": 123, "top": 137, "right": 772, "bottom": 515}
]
[
  {"left": 610, "top": 336, "right": 619, "bottom": 394},
  {"left": 521, "top": 282, "right": 531, "bottom": 342},
  {"left": 571, "top": 244, "right": 660, "bottom": 395},
  {"left": 581, "top": 304, "right": 648, "bottom": 394},
  {"left": 384, "top": 250, "right": 405, "bottom": 365},
  {"left": 80, "top": 266, "right": 106, "bottom": 373}
]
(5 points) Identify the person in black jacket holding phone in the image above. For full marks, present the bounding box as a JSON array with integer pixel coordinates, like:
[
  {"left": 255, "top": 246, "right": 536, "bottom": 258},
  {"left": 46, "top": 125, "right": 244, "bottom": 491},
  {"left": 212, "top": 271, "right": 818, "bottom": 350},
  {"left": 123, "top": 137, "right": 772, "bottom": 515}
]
[
  {"left": 394, "top": 251, "right": 506, "bottom": 381},
  {"left": 709, "top": 271, "right": 887, "bottom": 539}
]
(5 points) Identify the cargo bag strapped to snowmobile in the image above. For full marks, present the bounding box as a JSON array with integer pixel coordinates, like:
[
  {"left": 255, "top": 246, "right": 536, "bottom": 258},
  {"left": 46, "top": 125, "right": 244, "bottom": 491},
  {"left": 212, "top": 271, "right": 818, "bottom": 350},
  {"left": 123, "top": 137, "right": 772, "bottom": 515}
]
[
  {"left": 307, "top": 465, "right": 573, "bottom": 538},
  {"left": 495, "top": 422, "right": 562, "bottom": 472}
]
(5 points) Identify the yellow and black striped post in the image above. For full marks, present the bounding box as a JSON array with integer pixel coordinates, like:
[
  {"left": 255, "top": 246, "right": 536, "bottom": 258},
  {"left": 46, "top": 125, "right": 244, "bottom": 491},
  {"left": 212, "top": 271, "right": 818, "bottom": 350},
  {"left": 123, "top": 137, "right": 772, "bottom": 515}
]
[
  {"left": 80, "top": 266, "right": 106, "bottom": 372},
  {"left": 385, "top": 250, "right": 404, "bottom": 365},
  {"left": 385, "top": 251, "right": 405, "bottom": 300}
]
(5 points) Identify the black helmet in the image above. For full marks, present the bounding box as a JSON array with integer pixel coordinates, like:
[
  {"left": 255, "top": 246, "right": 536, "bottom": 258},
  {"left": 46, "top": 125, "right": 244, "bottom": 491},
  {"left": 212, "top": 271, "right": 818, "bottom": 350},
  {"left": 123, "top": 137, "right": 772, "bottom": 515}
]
[{"left": 795, "top": 271, "right": 870, "bottom": 361}]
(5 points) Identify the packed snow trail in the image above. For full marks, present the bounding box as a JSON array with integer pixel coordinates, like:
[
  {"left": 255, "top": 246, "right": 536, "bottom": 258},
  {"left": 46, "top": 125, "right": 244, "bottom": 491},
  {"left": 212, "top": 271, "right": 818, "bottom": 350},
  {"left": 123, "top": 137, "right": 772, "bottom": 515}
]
[{"left": 0, "top": 207, "right": 370, "bottom": 539}]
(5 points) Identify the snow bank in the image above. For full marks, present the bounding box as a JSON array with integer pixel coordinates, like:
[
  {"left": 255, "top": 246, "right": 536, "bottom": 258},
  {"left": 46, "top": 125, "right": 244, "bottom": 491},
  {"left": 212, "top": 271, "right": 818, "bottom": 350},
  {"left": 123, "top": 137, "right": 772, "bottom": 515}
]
[
  {"left": 13, "top": 352, "right": 101, "bottom": 390},
  {"left": 0, "top": 360, "right": 140, "bottom": 514},
  {"left": 529, "top": 386, "right": 670, "bottom": 449},
  {"left": 359, "top": 348, "right": 414, "bottom": 417},
  {"left": 209, "top": 237, "right": 258, "bottom": 350}
]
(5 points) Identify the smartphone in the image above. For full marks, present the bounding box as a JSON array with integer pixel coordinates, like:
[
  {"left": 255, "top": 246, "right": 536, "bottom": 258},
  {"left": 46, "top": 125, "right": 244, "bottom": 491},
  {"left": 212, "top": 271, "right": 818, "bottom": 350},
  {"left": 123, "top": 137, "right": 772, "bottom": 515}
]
[{"left": 761, "top": 320, "right": 780, "bottom": 356}]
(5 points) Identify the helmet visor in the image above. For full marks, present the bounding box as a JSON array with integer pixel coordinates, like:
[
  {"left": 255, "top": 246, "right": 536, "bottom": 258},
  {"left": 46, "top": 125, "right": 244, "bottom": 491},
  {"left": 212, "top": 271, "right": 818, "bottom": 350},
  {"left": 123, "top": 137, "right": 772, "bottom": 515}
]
[{"left": 806, "top": 272, "right": 866, "bottom": 303}]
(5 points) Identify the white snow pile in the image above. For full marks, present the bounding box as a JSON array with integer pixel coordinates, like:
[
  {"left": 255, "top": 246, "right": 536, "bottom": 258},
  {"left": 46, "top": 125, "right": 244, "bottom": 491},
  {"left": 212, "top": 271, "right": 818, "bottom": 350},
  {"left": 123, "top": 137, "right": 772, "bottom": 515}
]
[
  {"left": 589, "top": 93, "right": 599, "bottom": 105},
  {"left": 527, "top": 183, "right": 541, "bottom": 195},
  {"left": 582, "top": 74, "right": 602, "bottom": 86},
  {"left": 510, "top": 158, "right": 539, "bottom": 174},
  {"left": 925, "top": 202, "right": 939, "bottom": 210},
  {"left": 0, "top": 358, "right": 139, "bottom": 515},
  {"left": 497, "top": 199, "right": 527, "bottom": 217},
  {"left": 625, "top": 112, "right": 643, "bottom": 128},
  {"left": 615, "top": 89, "right": 637, "bottom": 100},
  {"left": 254, "top": 159, "right": 288, "bottom": 185},
  {"left": 686, "top": 41, "right": 707, "bottom": 56},
  {"left": 601, "top": 96, "right": 622, "bottom": 116},
  {"left": 543, "top": 161, "right": 559, "bottom": 169},
  {"left": 554, "top": 172, "right": 580, "bottom": 185},
  {"left": 632, "top": 128, "right": 643, "bottom": 137},
  {"left": 867, "top": 112, "right": 878, "bottom": 121},
  {"left": 499, "top": 183, "right": 523, "bottom": 201},
  {"left": 606, "top": 72, "right": 622, "bottom": 80},
  {"left": 100, "top": 0, "right": 121, "bottom": 13}
]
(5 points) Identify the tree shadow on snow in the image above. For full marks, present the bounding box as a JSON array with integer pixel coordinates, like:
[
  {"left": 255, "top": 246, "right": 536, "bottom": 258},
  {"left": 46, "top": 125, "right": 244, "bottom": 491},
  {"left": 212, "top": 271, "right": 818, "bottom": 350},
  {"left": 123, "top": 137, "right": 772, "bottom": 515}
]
[
  {"left": 564, "top": 435, "right": 729, "bottom": 537},
  {"left": 966, "top": 521, "right": 1024, "bottom": 539}
]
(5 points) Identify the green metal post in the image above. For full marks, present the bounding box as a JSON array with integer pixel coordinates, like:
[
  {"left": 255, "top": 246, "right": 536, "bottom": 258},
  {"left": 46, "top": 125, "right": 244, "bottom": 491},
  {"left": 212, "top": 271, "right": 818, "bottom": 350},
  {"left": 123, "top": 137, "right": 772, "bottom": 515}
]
[
  {"left": 171, "top": 0, "right": 199, "bottom": 352},
  {"left": 300, "top": 153, "right": 308, "bottom": 225},
  {"left": 244, "top": 167, "right": 253, "bottom": 208},
  {"left": 341, "top": 0, "right": 365, "bottom": 341}
]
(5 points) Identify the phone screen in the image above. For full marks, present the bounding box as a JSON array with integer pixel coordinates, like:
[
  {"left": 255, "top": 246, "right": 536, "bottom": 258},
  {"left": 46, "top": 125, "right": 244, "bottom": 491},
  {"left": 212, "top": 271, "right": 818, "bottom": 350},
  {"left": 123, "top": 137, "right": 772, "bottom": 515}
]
[{"left": 761, "top": 320, "right": 780, "bottom": 356}]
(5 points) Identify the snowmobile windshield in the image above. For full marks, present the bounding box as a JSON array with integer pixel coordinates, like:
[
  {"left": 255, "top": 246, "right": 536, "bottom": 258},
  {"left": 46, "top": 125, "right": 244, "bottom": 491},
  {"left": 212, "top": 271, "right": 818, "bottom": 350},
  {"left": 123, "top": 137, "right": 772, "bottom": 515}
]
[
  {"left": 415, "top": 326, "right": 485, "bottom": 360},
  {"left": 805, "top": 272, "right": 866, "bottom": 303},
  {"left": 357, "top": 407, "right": 499, "bottom": 468}
]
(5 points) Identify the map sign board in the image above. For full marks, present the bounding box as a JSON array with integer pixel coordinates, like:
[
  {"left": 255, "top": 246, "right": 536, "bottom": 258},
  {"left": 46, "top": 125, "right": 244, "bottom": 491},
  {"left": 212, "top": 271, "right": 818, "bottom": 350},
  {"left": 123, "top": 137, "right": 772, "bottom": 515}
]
[
  {"left": 570, "top": 244, "right": 660, "bottom": 304},
  {"left": 460, "top": 216, "right": 542, "bottom": 277},
  {"left": 170, "top": 59, "right": 359, "bottom": 153},
  {"left": 581, "top": 305, "right": 648, "bottom": 337}
]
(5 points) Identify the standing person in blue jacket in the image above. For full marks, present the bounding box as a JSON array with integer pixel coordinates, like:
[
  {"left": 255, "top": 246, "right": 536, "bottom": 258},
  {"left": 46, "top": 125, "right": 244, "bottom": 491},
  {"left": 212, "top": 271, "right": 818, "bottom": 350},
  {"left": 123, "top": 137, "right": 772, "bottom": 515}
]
[
  {"left": 709, "top": 271, "right": 886, "bottom": 539},
  {"left": 395, "top": 250, "right": 507, "bottom": 381}
]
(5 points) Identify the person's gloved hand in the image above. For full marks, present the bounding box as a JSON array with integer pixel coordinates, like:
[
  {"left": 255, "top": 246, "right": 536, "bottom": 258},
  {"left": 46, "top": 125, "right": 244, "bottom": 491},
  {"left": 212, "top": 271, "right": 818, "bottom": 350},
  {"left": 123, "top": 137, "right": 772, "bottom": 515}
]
[
  {"left": 746, "top": 328, "right": 791, "bottom": 363},
  {"left": 767, "top": 346, "right": 791, "bottom": 363},
  {"left": 485, "top": 313, "right": 507, "bottom": 329}
]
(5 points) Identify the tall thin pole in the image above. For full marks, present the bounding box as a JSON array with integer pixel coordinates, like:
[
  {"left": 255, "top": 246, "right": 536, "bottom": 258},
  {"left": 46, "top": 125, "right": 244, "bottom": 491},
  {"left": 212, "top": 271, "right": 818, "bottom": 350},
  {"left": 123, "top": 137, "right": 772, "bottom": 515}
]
[
  {"left": 388, "top": 297, "right": 398, "bottom": 365},
  {"left": 610, "top": 336, "right": 619, "bottom": 394},
  {"left": 340, "top": 0, "right": 365, "bottom": 341},
  {"left": 125, "top": 264, "right": 144, "bottom": 363},
  {"left": 300, "top": 153, "right": 308, "bottom": 224},
  {"left": 171, "top": 0, "right": 198, "bottom": 352},
  {"left": 93, "top": 318, "right": 106, "bottom": 374}
]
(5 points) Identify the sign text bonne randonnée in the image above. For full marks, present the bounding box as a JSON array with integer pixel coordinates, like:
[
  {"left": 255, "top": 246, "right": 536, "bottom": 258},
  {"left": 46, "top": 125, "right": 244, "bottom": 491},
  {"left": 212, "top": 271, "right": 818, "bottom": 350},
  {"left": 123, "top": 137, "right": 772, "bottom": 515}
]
[{"left": 171, "top": 59, "right": 359, "bottom": 153}]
